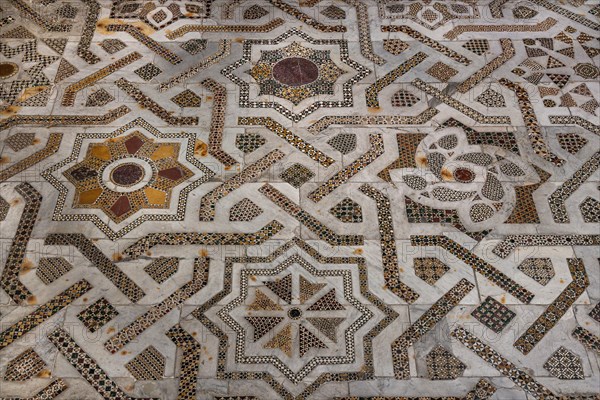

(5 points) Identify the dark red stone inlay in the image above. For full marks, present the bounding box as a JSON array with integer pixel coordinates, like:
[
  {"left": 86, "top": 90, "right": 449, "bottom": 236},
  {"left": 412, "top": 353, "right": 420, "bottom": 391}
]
[
  {"left": 111, "top": 163, "right": 144, "bottom": 186},
  {"left": 124, "top": 136, "right": 144, "bottom": 154},
  {"left": 453, "top": 168, "right": 475, "bottom": 183},
  {"left": 158, "top": 167, "right": 184, "bottom": 181},
  {"left": 272, "top": 57, "right": 319, "bottom": 87},
  {"left": 110, "top": 195, "right": 131, "bottom": 217}
]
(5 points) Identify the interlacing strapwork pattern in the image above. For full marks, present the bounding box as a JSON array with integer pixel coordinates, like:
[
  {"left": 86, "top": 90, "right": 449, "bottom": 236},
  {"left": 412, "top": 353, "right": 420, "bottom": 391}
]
[{"left": 0, "top": 1, "right": 599, "bottom": 399}]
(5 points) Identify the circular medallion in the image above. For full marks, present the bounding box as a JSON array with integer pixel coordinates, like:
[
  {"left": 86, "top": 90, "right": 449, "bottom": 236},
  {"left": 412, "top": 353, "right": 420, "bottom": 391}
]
[
  {"left": 287, "top": 307, "right": 303, "bottom": 320},
  {"left": 453, "top": 168, "right": 475, "bottom": 183},
  {"left": 102, "top": 158, "right": 154, "bottom": 193},
  {"left": 110, "top": 163, "right": 144, "bottom": 186},
  {"left": 272, "top": 57, "right": 319, "bottom": 87},
  {"left": 0, "top": 62, "right": 19, "bottom": 80}
]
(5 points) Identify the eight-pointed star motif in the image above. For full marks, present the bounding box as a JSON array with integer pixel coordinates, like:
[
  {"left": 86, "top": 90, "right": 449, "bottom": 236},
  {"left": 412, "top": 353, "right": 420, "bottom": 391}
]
[
  {"left": 63, "top": 130, "right": 193, "bottom": 223},
  {"left": 241, "top": 273, "right": 346, "bottom": 359},
  {"left": 217, "top": 252, "right": 372, "bottom": 382},
  {"left": 222, "top": 28, "right": 371, "bottom": 122},
  {"left": 249, "top": 42, "right": 346, "bottom": 105},
  {"left": 42, "top": 118, "right": 213, "bottom": 239},
  {"left": 202, "top": 238, "right": 396, "bottom": 392}
]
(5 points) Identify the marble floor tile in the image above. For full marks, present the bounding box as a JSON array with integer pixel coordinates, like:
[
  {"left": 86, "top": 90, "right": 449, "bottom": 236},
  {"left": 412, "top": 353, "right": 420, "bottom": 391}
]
[{"left": 0, "top": 1, "right": 599, "bottom": 399}]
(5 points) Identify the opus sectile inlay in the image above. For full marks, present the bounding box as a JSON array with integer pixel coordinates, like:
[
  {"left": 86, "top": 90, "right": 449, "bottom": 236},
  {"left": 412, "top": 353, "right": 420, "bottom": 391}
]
[{"left": 0, "top": 1, "right": 599, "bottom": 399}]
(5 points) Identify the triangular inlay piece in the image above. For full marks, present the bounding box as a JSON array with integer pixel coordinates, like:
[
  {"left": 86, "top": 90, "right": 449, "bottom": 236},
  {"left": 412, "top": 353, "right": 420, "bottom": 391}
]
[
  {"left": 265, "top": 324, "right": 292, "bottom": 357},
  {"left": 248, "top": 289, "right": 283, "bottom": 311},
  {"left": 299, "top": 325, "right": 327, "bottom": 357},
  {"left": 299, "top": 276, "right": 326, "bottom": 304},
  {"left": 246, "top": 316, "right": 284, "bottom": 341},
  {"left": 306, "top": 317, "right": 344, "bottom": 342},
  {"left": 307, "top": 289, "right": 345, "bottom": 311},
  {"left": 54, "top": 59, "right": 78, "bottom": 83},
  {"left": 546, "top": 56, "right": 565, "bottom": 69},
  {"left": 265, "top": 274, "right": 293, "bottom": 304}
]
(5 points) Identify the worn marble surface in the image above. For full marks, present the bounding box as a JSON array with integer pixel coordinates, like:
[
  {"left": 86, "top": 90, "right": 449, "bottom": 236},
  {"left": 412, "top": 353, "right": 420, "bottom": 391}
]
[{"left": 0, "top": 0, "right": 599, "bottom": 399}]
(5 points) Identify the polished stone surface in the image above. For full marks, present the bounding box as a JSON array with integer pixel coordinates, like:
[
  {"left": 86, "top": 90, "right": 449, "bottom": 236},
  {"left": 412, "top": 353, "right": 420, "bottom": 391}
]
[{"left": 0, "top": 1, "right": 599, "bottom": 399}]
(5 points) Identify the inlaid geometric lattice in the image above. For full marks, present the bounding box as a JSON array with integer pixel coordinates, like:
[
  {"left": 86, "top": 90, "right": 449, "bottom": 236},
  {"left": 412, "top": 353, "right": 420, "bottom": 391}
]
[
  {"left": 1, "top": 1, "right": 599, "bottom": 398},
  {"left": 471, "top": 296, "right": 516, "bottom": 333}
]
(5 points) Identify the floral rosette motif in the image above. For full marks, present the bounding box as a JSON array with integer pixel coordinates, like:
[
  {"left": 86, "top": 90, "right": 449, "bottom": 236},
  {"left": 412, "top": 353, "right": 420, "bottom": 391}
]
[
  {"left": 391, "top": 127, "right": 541, "bottom": 231},
  {"left": 249, "top": 41, "right": 346, "bottom": 105}
]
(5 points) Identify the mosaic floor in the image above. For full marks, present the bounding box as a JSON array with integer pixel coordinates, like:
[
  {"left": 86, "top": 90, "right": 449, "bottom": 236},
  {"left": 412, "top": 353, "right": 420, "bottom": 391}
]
[{"left": 0, "top": 0, "right": 599, "bottom": 399}]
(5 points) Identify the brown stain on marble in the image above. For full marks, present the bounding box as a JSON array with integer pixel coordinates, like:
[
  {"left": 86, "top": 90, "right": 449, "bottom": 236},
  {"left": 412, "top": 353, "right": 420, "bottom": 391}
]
[
  {"left": 96, "top": 18, "right": 155, "bottom": 36},
  {"left": 441, "top": 168, "right": 453, "bottom": 181},
  {"left": 195, "top": 140, "right": 208, "bottom": 157},
  {"left": 416, "top": 154, "right": 427, "bottom": 167},
  {"left": 20, "top": 259, "right": 34, "bottom": 274},
  {"left": 17, "top": 86, "right": 48, "bottom": 102},
  {"left": 37, "top": 369, "right": 52, "bottom": 378},
  {"left": 1, "top": 105, "right": 20, "bottom": 116}
]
